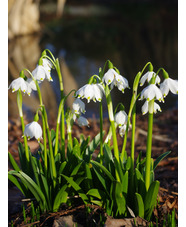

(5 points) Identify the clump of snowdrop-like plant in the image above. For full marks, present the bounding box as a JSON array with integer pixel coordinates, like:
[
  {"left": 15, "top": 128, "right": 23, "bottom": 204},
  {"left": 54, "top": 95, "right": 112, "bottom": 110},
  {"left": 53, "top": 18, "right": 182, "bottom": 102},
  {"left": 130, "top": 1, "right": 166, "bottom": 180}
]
[{"left": 8, "top": 50, "right": 178, "bottom": 223}]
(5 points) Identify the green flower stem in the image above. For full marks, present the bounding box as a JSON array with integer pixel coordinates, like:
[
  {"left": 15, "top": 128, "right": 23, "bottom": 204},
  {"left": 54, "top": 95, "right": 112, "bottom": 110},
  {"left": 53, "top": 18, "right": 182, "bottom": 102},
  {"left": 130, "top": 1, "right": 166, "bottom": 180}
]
[
  {"left": 121, "top": 94, "right": 135, "bottom": 162},
  {"left": 131, "top": 103, "right": 136, "bottom": 170},
  {"left": 17, "top": 90, "right": 29, "bottom": 162},
  {"left": 54, "top": 99, "right": 64, "bottom": 157},
  {"left": 42, "top": 107, "right": 57, "bottom": 188},
  {"left": 145, "top": 103, "right": 154, "bottom": 190},
  {"left": 25, "top": 69, "right": 56, "bottom": 186},
  {"left": 121, "top": 63, "right": 152, "bottom": 162},
  {"left": 41, "top": 114, "right": 47, "bottom": 172},
  {"left": 129, "top": 102, "right": 136, "bottom": 204},
  {"left": 67, "top": 127, "right": 73, "bottom": 149},
  {"left": 99, "top": 101, "right": 103, "bottom": 164},
  {"left": 55, "top": 58, "right": 65, "bottom": 152},
  {"left": 105, "top": 85, "right": 120, "bottom": 182}
]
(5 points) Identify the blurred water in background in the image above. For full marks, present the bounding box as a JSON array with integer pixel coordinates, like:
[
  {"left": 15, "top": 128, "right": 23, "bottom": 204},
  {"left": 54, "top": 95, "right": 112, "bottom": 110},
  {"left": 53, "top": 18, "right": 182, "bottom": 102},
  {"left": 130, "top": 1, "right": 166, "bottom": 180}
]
[{"left": 8, "top": 1, "right": 178, "bottom": 121}]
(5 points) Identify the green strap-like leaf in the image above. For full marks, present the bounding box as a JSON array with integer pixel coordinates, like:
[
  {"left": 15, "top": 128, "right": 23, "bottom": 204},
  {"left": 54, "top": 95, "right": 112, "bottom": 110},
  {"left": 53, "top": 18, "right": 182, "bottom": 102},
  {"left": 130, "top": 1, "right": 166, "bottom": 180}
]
[
  {"left": 135, "top": 193, "right": 144, "bottom": 218},
  {"left": 154, "top": 151, "right": 171, "bottom": 170},
  {"left": 53, "top": 184, "right": 68, "bottom": 211},
  {"left": 8, "top": 173, "right": 26, "bottom": 196},
  {"left": 91, "top": 160, "right": 115, "bottom": 181},
  {"left": 144, "top": 180, "right": 160, "bottom": 221},
  {"left": 115, "top": 182, "right": 126, "bottom": 215},
  {"left": 121, "top": 171, "right": 128, "bottom": 195},
  {"left": 61, "top": 174, "right": 88, "bottom": 204},
  {"left": 10, "top": 170, "right": 47, "bottom": 211},
  {"left": 8, "top": 152, "right": 20, "bottom": 172}
]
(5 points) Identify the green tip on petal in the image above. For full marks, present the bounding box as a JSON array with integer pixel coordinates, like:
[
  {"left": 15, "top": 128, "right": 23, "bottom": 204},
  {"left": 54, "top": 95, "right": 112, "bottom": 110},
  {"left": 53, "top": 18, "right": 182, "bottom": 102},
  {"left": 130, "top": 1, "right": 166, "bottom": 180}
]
[
  {"left": 28, "top": 93, "right": 31, "bottom": 96},
  {"left": 147, "top": 98, "right": 150, "bottom": 101},
  {"left": 177, "top": 91, "right": 178, "bottom": 94},
  {"left": 12, "top": 88, "right": 15, "bottom": 92}
]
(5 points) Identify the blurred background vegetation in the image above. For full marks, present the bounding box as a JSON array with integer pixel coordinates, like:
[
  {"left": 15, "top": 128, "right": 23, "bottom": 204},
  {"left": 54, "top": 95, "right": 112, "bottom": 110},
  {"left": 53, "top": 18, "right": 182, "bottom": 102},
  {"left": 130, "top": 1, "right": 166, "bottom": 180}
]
[{"left": 8, "top": 0, "right": 178, "bottom": 121}]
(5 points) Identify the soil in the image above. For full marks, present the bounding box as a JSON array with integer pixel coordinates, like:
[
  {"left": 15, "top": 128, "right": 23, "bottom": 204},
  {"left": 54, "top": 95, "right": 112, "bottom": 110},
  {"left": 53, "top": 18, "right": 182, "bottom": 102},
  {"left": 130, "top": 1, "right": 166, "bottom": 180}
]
[{"left": 8, "top": 108, "right": 178, "bottom": 226}]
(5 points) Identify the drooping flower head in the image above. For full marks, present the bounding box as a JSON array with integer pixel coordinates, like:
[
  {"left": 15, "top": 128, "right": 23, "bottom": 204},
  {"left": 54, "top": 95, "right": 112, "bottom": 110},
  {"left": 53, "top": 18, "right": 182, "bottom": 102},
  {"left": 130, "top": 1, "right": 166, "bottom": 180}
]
[
  {"left": 142, "top": 100, "right": 162, "bottom": 115},
  {"left": 114, "top": 110, "right": 128, "bottom": 127},
  {"left": 72, "top": 98, "right": 86, "bottom": 115},
  {"left": 119, "top": 125, "right": 127, "bottom": 137},
  {"left": 140, "top": 84, "right": 164, "bottom": 102},
  {"left": 102, "top": 68, "right": 129, "bottom": 93},
  {"left": 9, "top": 77, "right": 28, "bottom": 94},
  {"left": 140, "top": 71, "right": 161, "bottom": 86},
  {"left": 26, "top": 78, "right": 37, "bottom": 96},
  {"left": 32, "top": 58, "right": 53, "bottom": 82},
  {"left": 76, "top": 83, "right": 104, "bottom": 103},
  {"left": 160, "top": 78, "right": 178, "bottom": 97},
  {"left": 159, "top": 69, "right": 178, "bottom": 98},
  {"left": 77, "top": 116, "right": 89, "bottom": 127},
  {"left": 24, "top": 121, "right": 42, "bottom": 142}
]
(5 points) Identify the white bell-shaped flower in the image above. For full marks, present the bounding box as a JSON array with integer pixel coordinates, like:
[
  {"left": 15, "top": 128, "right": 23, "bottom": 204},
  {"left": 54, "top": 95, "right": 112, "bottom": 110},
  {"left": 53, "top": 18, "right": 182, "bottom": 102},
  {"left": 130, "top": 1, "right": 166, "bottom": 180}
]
[
  {"left": 119, "top": 125, "right": 127, "bottom": 137},
  {"left": 32, "top": 65, "right": 46, "bottom": 81},
  {"left": 24, "top": 121, "right": 42, "bottom": 142},
  {"left": 77, "top": 116, "right": 89, "bottom": 127},
  {"left": 26, "top": 78, "right": 37, "bottom": 96},
  {"left": 140, "top": 84, "right": 164, "bottom": 102},
  {"left": 142, "top": 100, "right": 162, "bottom": 115},
  {"left": 160, "top": 78, "right": 178, "bottom": 97},
  {"left": 140, "top": 71, "right": 160, "bottom": 86},
  {"left": 76, "top": 83, "right": 104, "bottom": 103},
  {"left": 42, "top": 58, "right": 53, "bottom": 82},
  {"left": 114, "top": 110, "right": 128, "bottom": 128},
  {"left": 72, "top": 98, "right": 86, "bottom": 115},
  {"left": 32, "top": 59, "right": 53, "bottom": 82},
  {"left": 9, "top": 77, "right": 28, "bottom": 94},
  {"left": 103, "top": 68, "right": 129, "bottom": 93},
  {"left": 102, "top": 68, "right": 115, "bottom": 85}
]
